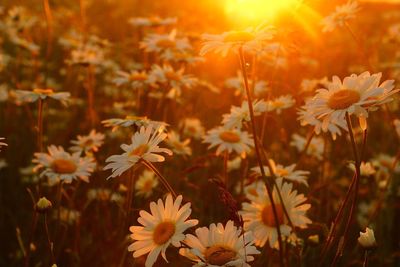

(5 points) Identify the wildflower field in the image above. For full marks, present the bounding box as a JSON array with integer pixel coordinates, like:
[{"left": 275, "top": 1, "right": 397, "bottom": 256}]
[{"left": 1, "top": 0, "right": 400, "bottom": 266}]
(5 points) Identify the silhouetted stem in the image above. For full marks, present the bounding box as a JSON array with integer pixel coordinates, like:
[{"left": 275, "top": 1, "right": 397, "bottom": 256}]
[{"left": 238, "top": 46, "right": 285, "bottom": 267}]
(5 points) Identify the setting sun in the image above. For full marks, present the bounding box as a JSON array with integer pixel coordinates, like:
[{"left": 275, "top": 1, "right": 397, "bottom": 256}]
[{"left": 225, "top": 0, "right": 302, "bottom": 25}]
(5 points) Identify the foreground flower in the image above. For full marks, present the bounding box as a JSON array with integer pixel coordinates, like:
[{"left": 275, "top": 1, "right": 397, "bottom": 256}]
[
  {"left": 252, "top": 160, "right": 310, "bottom": 186},
  {"left": 70, "top": 130, "right": 105, "bottom": 154},
  {"left": 0, "top": 137, "right": 7, "bottom": 151},
  {"left": 180, "top": 220, "right": 260, "bottom": 266},
  {"left": 321, "top": 1, "right": 360, "bottom": 32},
  {"left": 358, "top": 227, "right": 377, "bottom": 249},
  {"left": 33, "top": 145, "right": 95, "bottom": 184},
  {"left": 241, "top": 179, "right": 312, "bottom": 248},
  {"left": 301, "top": 72, "right": 398, "bottom": 132},
  {"left": 128, "top": 195, "right": 198, "bottom": 267},
  {"left": 203, "top": 126, "right": 253, "bottom": 157},
  {"left": 200, "top": 24, "right": 275, "bottom": 57},
  {"left": 135, "top": 170, "right": 159, "bottom": 198},
  {"left": 104, "top": 126, "right": 172, "bottom": 179},
  {"left": 15, "top": 88, "right": 70, "bottom": 105}
]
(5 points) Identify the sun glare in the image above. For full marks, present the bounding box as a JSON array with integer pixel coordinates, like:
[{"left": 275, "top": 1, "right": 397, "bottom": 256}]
[{"left": 225, "top": 0, "right": 301, "bottom": 25}]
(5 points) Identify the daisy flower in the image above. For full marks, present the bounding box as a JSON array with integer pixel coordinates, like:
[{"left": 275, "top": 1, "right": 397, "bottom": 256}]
[
  {"left": 290, "top": 133, "right": 324, "bottom": 160},
  {"left": 70, "top": 129, "right": 105, "bottom": 154},
  {"left": 300, "top": 77, "right": 329, "bottom": 93},
  {"left": 0, "top": 137, "right": 7, "bottom": 151},
  {"left": 179, "top": 220, "right": 260, "bottom": 266},
  {"left": 68, "top": 44, "right": 105, "bottom": 66},
  {"left": 297, "top": 107, "right": 347, "bottom": 140},
  {"left": 224, "top": 72, "right": 269, "bottom": 97},
  {"left": 140, "top": 30, "right": 191, "bottom": 61},
  {"left": 148, "top": 64, "right": 197, "bottom": 99},
  {"left": 102, "top": 115, "right": 168, "bottom": 132},
  {"left": 203, "top": 126, "right": 253, "bottom": 157},
  {"left": 240, "top": 178, "right": 312, "bottom": 248},
  {"left": 222, "top": 100, "right": 267, "bottom": 129},
  {"left": 104, "top": 126, "right": 172, "bottom": 179},
  {"left": 15, "top": 88, "right": 70, "bottom": 105},
  {"left": 266, "top": 95, "right": 295, "bottom": 114},
  {"left": 321, "top": 1, "right": 360, "bottom": 33},
  {"left": 135, "top": 169, "right": 159, "bottom": 198},
  {"left": 128, "top": 194, "right": 198, "bottom": 267},
  {"left": 200, "top": 24, "right": 275, "bottom": 57},
  {"left": 33, "top": 145, "right": 95, "bottom": 184},
  {"left": 166, "top": 131, "right": 192, "bottom": 156},
  {"left": 303, "top": 72, "right": 398, "bottom": 131},
  {"left": 252, "top": 160, "right": 310, "bottom": 186},
  {"left": 180, "top": 118, "right": 205, "bottom": 140},
  {"left": 348, "top": 161, "right": 376, "bottom": 176},
  {"left": 113, "top": 70, "right": 149, "bottom": 90}
]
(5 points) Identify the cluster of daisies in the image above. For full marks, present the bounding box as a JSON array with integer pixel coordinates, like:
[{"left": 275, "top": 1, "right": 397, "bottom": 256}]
[{"left": 0, "top": 0, "right": 398, "bottom": 266}]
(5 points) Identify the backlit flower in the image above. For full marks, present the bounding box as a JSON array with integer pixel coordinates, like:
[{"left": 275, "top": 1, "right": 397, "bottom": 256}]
[
  {"left": 135, "top": 170, "right": 159, "bottom": 198},
  {"left": 128, "top": 194, "right": 198, "bottom": 267},
  {"left": 70, "top": 129, "right": 105, "bottom": 154},
  {"left": 321, "top": 1, "right": 360, "bottom": 32},
  {"left": 179, "top": 220, "right": 260, "bottom": 266},
  {"left": 104, "top": 126, "right": 172, "bottom": 179},
  {"left": 241, "top": 178, "right": 311, "bottom": 248},
  {"left": 33, "top": 145, "right": 95, "bottom": 184},
  {"left": 203, "top": 126, "right": 253, "bottom": 157},
  {"left": 200, "top": 24, "right": 275, "bottom": 57}
]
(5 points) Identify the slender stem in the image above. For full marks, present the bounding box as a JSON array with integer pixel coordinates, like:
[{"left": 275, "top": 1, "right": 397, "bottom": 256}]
[
  {"left": 42, "top": 0, "right": 53, "bottom": 85},
  {"left": 37, "top": 99, "right": 44, "bottom": 152},
  {"left": 223, "top": 151, "right": 229, "bottom": 186},
  {"left": 126, "top": 169, "right": 135, "bottom": 219},
  {"left": 86, "top": 65, "right": 96, "bottom": 127},
  {"left": 344, "top": 22, "right": 374, "bottom": 72},
  {"left": 238, "top": 46, "right": 285, "bottom": 267},
  {"left": 363, "top": 250, "right": 369, "bottom": 267},
  {"left": 44, "top": 214, "right": 56, "bottom": 264},
  {"left": 24, "top": 212, "right": 38, "bottom": 267},
  {"left": 142, "top": 160, "right": 177, "bottom": 198}
]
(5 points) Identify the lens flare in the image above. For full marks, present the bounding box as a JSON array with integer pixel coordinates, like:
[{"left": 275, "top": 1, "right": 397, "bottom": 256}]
[{"left": 225, "top": 0, "right": 302, "bottom": 25}]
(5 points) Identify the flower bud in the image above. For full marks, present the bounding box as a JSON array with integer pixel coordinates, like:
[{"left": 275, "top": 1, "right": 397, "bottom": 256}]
[
  {"left": 35, "top": 197, "right": 52, "bottom": 213},
  {"left": 358, "top": 227, "right": 377, "bottom": 249}
]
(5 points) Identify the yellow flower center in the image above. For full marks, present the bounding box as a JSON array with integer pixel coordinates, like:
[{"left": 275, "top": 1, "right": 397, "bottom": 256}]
[
  {"left": 275, "top": 168, "right": 289, "bottom": 177},
  {"left": 223, "top": 31, "right": 255, "bottom": 43},
  {"left": 272, "top": 101, "right": 286, "bottom": 108},
  {"left": 153, "top": 221, "right": 176, "bottom": 245},
  {"left": 205, "top": 245, "right": 237, "bottom": 265},
  {"left": 82, "top": 139, "right": 94, "bottom": 147},
  {"left": 33, "top": 88, "right": 54, "bottom": 95},
  {"left": 142, "top": 179, "right": 154, "bottom": 192},
  {"left": 247, "top": 187, "right": 258, "bottom": 197},
  {"left": 261, "top": 204, "right": 285, "bottom": 227},
  {"left": 125, "top": 115, "right": 147, "bottom": 121},
  {"left": 327, "top": 89, "right": 361, "bottom": 110},
  {"left": 156, "top": 39, "right": 176, "bottom": 48},
  {"left": 51, "top": 159, "right": 78, "bottom": 174},
  {"left": 130, "top": 144, "right": 149, "bottom": 157},
  {"left": 165, "top": 71, "right": 180, "bottom": 81},
  {"left": 130, "top": 72, "right": 147, "bottom": 81},
  {"left": 219, "top": 131, "right": 241, "bottom": 143}
]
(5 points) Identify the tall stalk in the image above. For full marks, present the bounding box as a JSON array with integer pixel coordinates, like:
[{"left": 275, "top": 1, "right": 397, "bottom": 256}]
[
  {"left": 142, "top": 160, "right": 177, "bottom": 199},
  {"left": 238, "top": 46, "right": 285, "bottom": 267}
]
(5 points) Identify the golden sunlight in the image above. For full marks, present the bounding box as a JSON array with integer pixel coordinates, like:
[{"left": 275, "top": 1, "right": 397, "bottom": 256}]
[{"left": 225, "top": 0, "right": 302, "bottom": 25}]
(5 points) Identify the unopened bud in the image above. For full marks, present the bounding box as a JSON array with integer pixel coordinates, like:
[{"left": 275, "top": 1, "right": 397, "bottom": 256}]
[{"left": 35, "top": 197, "right": 52, "bottom": 213}]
